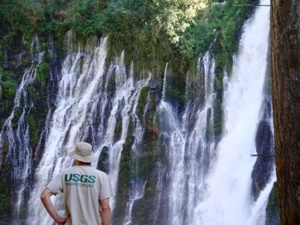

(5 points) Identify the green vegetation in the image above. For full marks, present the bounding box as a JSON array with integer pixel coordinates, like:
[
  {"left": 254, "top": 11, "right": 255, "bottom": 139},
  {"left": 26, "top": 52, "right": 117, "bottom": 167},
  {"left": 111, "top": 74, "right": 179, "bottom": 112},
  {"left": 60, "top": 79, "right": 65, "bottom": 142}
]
[
  {"left": 1, "top": 0, "right": 256, "bottom": 68},
  {"left": 137, "top": 88, "right": 160, "bottom": 179},
  {"left": 0, "top": 69, "right": 17, "bottom": 100},
  {"left": 114, "top": 115, "right": 123, "bottom": 142},
  {"left": 0, "top": 0, "right": 257, "bottom": 115},
  {"left": 106, "top": 73, "right": 116, "bottom": 96},
  {"left": 36, "top": 62, "right": 50, "bottom": 86},
  {"left": 265, "top": 182, "right": 280, "bottom": 225},
  {"left": 0, "top": 178, "right": 11, "bottom": 220},
  {"left": 1, "top": 80, "right": 17, "bottom": 99},
  {"left": 0, "top": 60, "right": 51, "bottom": 223},
  {"left": 136, "top": 86, "right": 150, "bottom": 119},
  {"left": 131, "top": 89, "right": 161, "bottom": 224},
  {"left": 0, "top": 0, "right": 259, "bottom": 222},
  {"left": 0, "top": 68, "right": 18, "bottom": 127},
  {"left": 113, "top": 86, "right": 160, "bottom": 224},
  {"left": 113, "top": 119, "right": 135, "bottom": 224},
  {"left": 25, "top": 62, "right": 50, "bottom": 148},
  {"left": 0, "top": 140, "right": 12, "bottom": 222},
  {"left": 97, "top": 146, "right": 110, "bottom": 173}
]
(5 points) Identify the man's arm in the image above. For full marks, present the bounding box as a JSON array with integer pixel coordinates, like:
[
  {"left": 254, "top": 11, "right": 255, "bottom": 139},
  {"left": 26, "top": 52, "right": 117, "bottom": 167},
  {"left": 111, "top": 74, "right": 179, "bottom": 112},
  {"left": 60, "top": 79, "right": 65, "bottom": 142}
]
[
  {"left": 100, "top": 198, "right": 112, "bottom": 225},
  {"left": 40, "top": 188, "right": 68, "bottom": 225}
]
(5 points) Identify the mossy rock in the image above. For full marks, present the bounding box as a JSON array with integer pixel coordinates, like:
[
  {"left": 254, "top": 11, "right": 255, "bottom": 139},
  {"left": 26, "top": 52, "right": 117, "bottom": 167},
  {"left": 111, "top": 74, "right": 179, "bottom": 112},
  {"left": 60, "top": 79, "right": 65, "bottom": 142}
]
[
  {"left": 136, "top": 86, "right": 150, "bottom": 120},
  {"left": 265, "top": 182, "right": 280, "bottom": 225},
  {"left": 97, "top": 146, "right": 110, "bottom": 174}
]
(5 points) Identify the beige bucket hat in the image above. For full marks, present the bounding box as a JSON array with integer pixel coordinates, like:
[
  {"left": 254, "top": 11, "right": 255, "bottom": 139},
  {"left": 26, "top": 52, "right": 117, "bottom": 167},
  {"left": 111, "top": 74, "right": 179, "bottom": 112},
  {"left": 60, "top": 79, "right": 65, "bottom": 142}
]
[{"left": 69, "top": 142, "right": 97, "bottom": 163}]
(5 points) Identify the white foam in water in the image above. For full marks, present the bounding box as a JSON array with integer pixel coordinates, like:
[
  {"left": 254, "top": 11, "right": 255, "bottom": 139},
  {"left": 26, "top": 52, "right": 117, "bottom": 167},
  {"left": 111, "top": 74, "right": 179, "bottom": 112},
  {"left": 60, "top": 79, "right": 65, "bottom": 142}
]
[
  {"left": 25, "top": 36, "right": 151, "bottom": 225},
  {"left": 22, "top": 0, "right": 272, "bottom": 223},
  {"left": 194, "top": 1, "right": 271, "bottom": 224}
]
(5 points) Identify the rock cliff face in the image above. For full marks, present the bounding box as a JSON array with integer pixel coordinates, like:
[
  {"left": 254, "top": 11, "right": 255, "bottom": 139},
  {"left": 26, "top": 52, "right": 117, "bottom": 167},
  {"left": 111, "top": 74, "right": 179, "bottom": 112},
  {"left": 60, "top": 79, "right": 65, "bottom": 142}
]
[{"left": 271, "top": 0, "right": 300, "bottom": 224}]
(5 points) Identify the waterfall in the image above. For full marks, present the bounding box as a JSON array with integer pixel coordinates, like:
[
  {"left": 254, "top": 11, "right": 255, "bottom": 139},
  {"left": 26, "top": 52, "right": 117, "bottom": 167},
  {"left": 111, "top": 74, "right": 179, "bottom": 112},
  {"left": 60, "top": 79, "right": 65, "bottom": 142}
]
[
  {"left": 162, "top": 63, "right": 168, "bottom": 101},
  {"left": 156, "top": 0, "right": 273, "bottom": 224},
  {"left": 26, "top": 39, "right": 110, "bottom": 224},
  {"left": 0, "top": 65, "right": 37, "bottom": 220},
  {"left": 158, "top": 49, "right": 217, "bottom": 225},
  {"left": 194, "top": 1, "right": 272, "bottom": 224},
  {"left": 25, "top": 37, "right": 151, "bottom": 225},
  {"left": 0, "top": 0, "right": 274, "bottom": 224},
  {"left": 0, "top": 35, "right": 43, "bottom": 223}
]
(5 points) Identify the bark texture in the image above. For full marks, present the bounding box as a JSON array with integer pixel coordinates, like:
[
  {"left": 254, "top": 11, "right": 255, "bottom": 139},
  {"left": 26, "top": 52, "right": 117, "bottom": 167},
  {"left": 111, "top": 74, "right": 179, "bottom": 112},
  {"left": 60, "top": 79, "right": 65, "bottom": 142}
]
[{"left": 271, "top": 0, "right": 300, "bottom": 224}]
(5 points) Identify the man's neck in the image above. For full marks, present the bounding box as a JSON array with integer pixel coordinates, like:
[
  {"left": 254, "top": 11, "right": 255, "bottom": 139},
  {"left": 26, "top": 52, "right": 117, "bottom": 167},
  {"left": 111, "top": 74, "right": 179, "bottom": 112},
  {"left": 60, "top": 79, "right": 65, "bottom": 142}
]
[{"left": 76, "top": 161, "right": 91, "bottom": 166}]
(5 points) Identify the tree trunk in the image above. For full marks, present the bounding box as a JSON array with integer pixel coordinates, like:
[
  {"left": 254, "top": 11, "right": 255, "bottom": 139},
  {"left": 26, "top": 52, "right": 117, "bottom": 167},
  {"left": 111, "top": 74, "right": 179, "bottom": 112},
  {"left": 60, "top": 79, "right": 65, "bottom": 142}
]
[{"left": 271, "top": 0, "right": 300, "bottom": 224}]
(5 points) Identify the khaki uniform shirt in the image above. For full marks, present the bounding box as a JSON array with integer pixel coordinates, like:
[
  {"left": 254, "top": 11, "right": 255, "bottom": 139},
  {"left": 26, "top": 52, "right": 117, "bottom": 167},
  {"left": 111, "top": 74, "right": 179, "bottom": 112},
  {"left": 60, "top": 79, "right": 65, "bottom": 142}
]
[{"left": 47, "top": 165, "right": 114, "bottom": 225}]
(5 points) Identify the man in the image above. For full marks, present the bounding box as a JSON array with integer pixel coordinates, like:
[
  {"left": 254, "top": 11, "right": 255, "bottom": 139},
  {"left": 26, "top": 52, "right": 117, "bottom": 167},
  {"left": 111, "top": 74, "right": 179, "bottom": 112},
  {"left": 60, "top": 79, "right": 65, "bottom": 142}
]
[{"left": 40, "top": 142, "right": 114, "bottom": 225}]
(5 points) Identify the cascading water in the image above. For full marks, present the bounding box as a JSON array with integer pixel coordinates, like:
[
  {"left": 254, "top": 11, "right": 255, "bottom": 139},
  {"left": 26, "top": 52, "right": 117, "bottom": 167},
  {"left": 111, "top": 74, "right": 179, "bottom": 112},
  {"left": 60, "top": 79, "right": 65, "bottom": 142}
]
[
  {"left": 0, "top": 0, "right": 275, "bottom": 224},
  {"left": 0, "top": 35, "right": 43, "bottom": 223},
  {"left": 25, "top": 37, "right": 151, "bottom": 225},
  {"left": 0, "top": 65, "right": 38, "bottom": 220},
  {"left": 193, "top": 1, "right": 273, "bottom": 224},
  {"left": 158, "top": 48, "right": 217, "bottom": 225},
  {"left": 26, "top": 38, "right": 110, "bottom": 224},
  {"left": 159, "top": 48, "right": 214, "bottom": 225},
  {"left": 156, "top": 0, "right": 273, "bottom": 224}
]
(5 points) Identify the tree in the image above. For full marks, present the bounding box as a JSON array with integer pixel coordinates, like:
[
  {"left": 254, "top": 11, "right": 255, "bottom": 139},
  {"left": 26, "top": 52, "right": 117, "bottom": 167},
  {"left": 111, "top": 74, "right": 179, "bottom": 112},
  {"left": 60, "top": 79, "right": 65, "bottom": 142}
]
[{"left": 271, "top": 0, "right": 300, "bottom": 224}]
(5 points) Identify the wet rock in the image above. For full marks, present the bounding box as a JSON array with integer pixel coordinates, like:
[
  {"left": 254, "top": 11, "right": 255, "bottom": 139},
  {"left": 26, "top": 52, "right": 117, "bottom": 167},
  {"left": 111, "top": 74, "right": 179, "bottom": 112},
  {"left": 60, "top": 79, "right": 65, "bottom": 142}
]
[{"left": 251, "top": 120, "right": 274, "bottom": 199}]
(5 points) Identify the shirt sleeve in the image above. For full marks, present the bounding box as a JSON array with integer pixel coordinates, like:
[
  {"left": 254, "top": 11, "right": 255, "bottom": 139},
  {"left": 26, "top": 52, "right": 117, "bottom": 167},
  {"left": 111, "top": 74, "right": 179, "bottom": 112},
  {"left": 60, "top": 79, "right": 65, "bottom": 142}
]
[
  {"left": 47, "top": 172, "right": 64, "bottom": 194},
  {"left": 99, "top": 173, "right": 114, "bottom": 200}
]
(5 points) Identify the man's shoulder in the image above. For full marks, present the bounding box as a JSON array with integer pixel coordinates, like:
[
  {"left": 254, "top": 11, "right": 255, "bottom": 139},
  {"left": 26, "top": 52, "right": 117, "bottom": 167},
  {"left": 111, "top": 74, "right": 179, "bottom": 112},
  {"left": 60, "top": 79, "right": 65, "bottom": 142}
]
[
  {"left": 64, "top": 166, "right": 108, "bottom": 176},
  {"left": 92, "top": 168, "right": 108, "bottom": 177},
  {"left": 63, "top": 166, "right": 77, "bottom": 173}
]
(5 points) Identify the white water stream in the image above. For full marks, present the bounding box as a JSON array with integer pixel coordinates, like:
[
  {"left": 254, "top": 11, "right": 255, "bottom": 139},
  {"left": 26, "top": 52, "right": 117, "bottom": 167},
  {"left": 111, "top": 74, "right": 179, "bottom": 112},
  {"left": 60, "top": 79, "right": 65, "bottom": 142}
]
[
  {"left": 0, "top": 0, "right": 274, "bottom": 224},
  {"left": 194, "top": 1, "right": 273, "bottom": 224},
  {"left": 0, "top": 35, "right": 43, "bottom": 222},
  {"left": 26, "top": 38, "right": 150, "bottom": 225},
  {"left": 157, "top": 1, "right": 273, "bottom": 224},
  {"left": 158, "top": 49, "right": 217, "bottom": 225}
]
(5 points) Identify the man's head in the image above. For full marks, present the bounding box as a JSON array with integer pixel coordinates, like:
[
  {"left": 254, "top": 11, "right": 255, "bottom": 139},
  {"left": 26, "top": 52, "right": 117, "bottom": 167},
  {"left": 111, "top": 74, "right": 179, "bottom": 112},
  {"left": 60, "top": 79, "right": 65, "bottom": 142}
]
[{"left": 69, "top": 142, "right": 97, "bottom": 163}]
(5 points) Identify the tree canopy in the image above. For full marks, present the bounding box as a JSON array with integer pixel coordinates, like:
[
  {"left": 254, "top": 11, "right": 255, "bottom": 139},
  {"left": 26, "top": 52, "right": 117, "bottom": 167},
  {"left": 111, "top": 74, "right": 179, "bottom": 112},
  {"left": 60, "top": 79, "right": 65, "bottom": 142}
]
[{"left": 0, "top": 0, "right": 257, "bottom": 76}]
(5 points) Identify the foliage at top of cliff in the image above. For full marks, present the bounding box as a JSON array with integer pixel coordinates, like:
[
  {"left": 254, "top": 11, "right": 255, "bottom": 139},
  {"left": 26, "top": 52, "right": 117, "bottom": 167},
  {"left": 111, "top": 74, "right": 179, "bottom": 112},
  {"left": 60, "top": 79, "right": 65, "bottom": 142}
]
[{"left": 0, "top": 0, "right": 256, "bottom": 73}]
